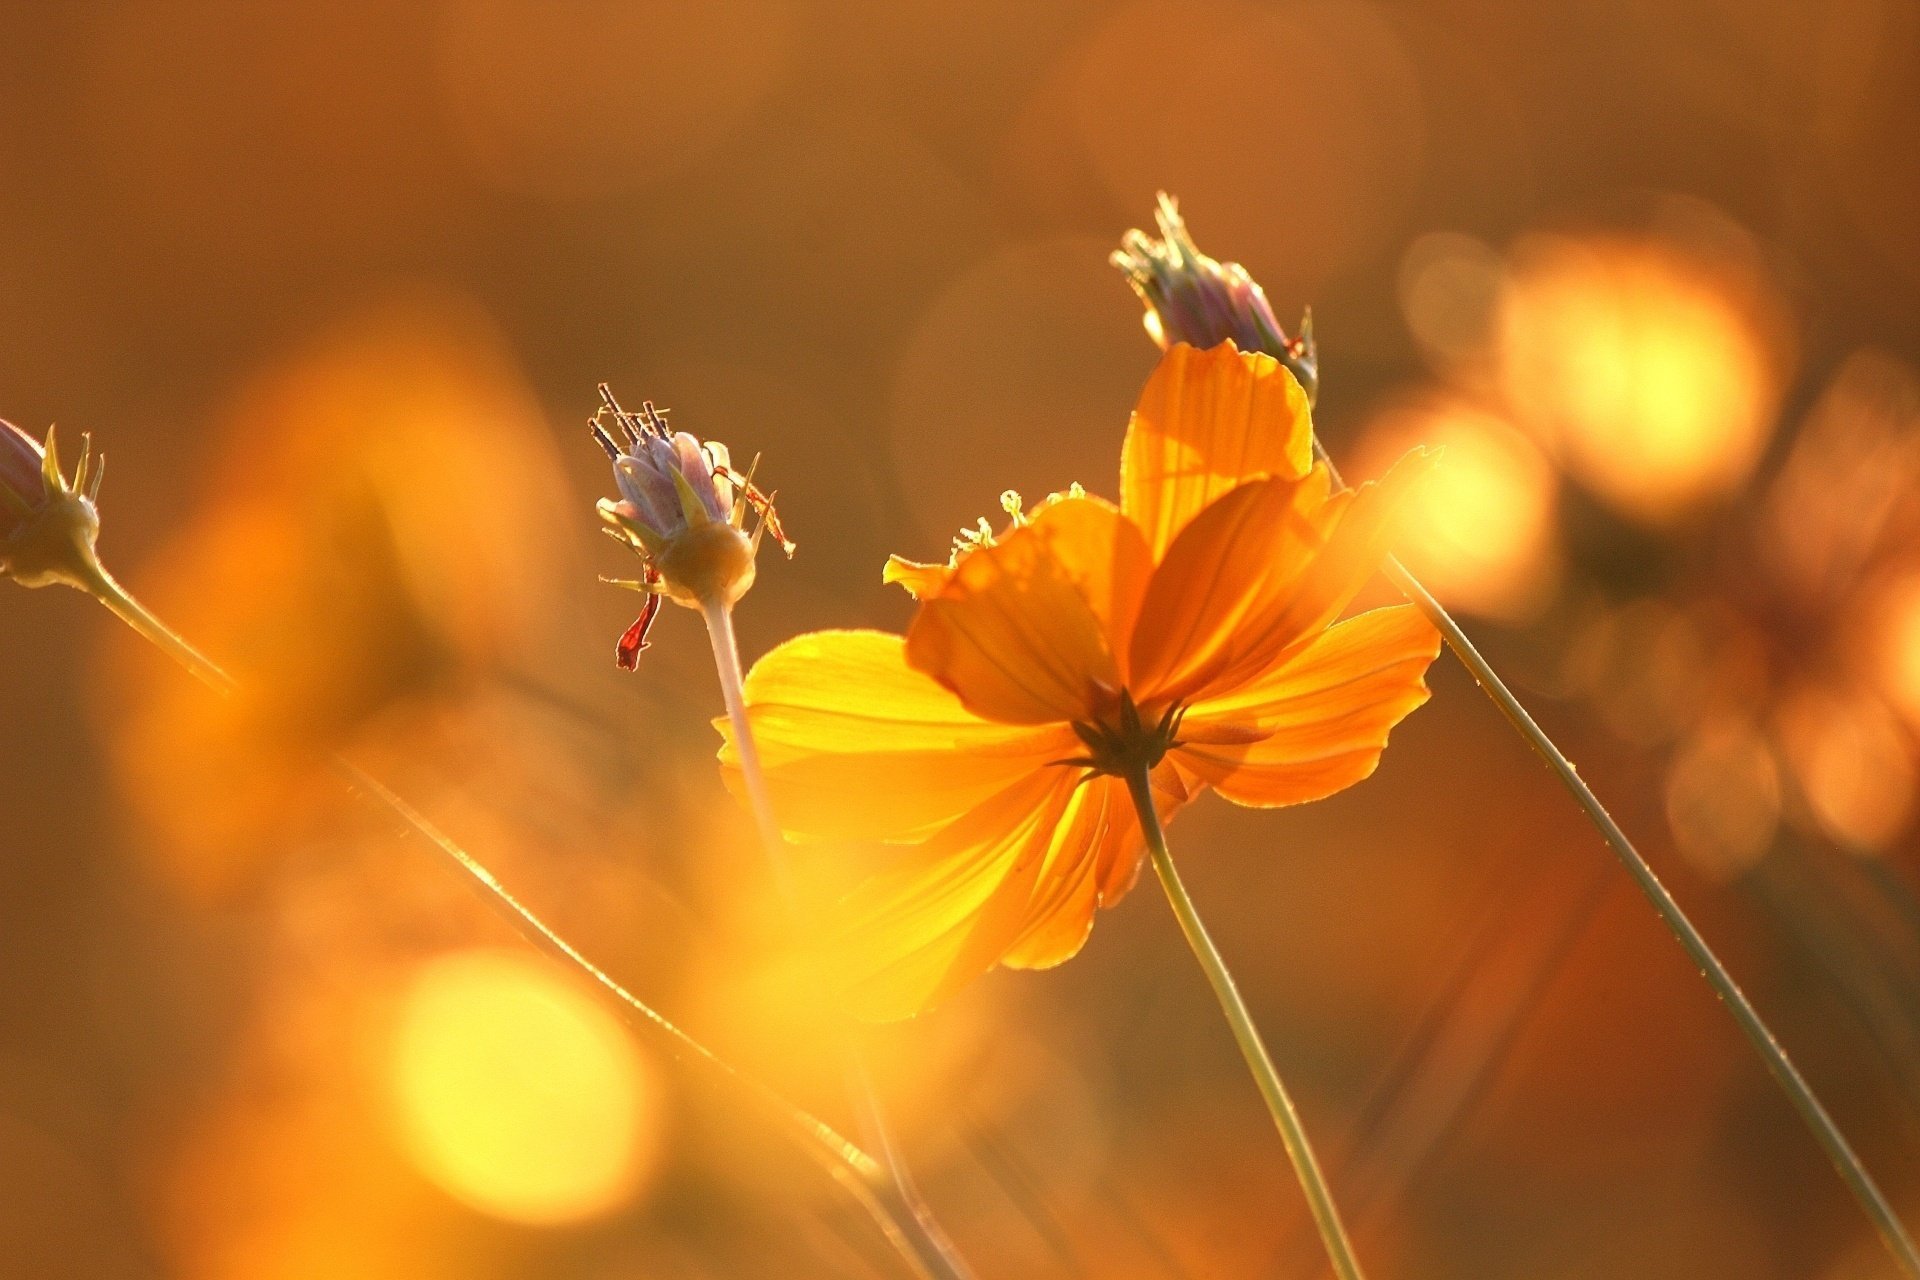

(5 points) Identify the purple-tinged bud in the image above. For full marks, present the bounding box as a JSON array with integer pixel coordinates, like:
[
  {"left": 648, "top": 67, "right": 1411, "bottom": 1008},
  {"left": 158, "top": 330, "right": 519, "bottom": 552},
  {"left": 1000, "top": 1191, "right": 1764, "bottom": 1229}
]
[
  {"left": 589, "top": 385, "right": 794, "bottom": 666},
  {"left": 1112, "top": 193, "right": 1318, "bottom": 404},
  {"left": 0, "top": 419, "right": 49, "bottom": 542},
  {"left": 1, "top": 423, "right": 106, "bottom": 589}
]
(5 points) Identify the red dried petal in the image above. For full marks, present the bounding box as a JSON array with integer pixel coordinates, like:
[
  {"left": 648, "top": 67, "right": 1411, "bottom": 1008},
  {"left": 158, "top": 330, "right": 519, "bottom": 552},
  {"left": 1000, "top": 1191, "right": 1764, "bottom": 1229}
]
[{"left": 615, "top": 592, "right": 663, "bottom": 671}]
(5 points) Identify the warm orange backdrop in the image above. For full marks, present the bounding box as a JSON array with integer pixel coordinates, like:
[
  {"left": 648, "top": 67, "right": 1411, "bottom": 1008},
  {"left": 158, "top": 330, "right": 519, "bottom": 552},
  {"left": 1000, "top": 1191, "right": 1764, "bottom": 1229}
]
[{"left": 2, "top": 2, "right": 1919, "bottom": 1277}]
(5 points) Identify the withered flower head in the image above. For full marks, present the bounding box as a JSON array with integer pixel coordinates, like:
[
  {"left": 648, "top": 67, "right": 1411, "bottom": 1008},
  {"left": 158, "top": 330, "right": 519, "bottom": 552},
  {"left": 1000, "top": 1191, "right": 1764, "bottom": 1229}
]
[
  {"left": 591, "top": 385, "right": 792, "bottom": 668},
  {"left": 1, "top": 422, "right": 107, "bottom": 590},
  {"left": 1112, "top": 193, "right": 1317, "bottom": 403}
]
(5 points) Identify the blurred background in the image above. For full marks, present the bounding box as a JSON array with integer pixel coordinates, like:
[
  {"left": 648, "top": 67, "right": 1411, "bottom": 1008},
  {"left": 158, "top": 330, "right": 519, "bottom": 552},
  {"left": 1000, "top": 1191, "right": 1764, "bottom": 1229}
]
[{"left": 1, "top": 0, "right": 1918, "bottom": 1276}]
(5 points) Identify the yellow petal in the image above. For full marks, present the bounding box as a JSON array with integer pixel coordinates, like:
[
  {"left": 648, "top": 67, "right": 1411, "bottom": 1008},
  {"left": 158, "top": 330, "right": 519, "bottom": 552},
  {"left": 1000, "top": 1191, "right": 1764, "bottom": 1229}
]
[
  {"left": 1127, "top": 468, "right": 1335, "bottom": 706},
  {"left": 1175, "top": 605, "right": 1439, "bottom": 807},
  {"left": 882, "top": 555, "right": 950, "bottom": 600},
  {"left": 835, "top": 772, "right": 1077, "bottom": 1021},
  {"left": 997, "top": 776, "right": 1117, "bottom": 971},
  {"left": 719, "top": 629, "right": 1071, "bottom": 843},
  {"left": 906, "top": 495, "right": 1149, "bottom": 724},
  {"left": 1198, "top": 447, "right": 1436, "bottom": 699},
  {"left": 1032, "top": 493, "right": 1156, "bottom": 666},
  {"left": 1001, "top": 761, "right": 1195, "bottom": 968},
  {"left": 1120, "top": 342, "right": 1314, "bottom": 559},
  {"left": 833, "top": 750, "right": 1210, "bottom": 1014}
]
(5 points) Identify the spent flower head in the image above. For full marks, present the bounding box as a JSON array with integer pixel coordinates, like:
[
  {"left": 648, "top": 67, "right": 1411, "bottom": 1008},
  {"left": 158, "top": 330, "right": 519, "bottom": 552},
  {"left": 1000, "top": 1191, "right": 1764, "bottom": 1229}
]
[
  {"left": 591, "top": 385, "right": 792, "bottom": 667},
  {"left": 1113, "top": 193, "right": 1317, "bottom": 403},
  {"left": 1, "top": 422, "right": 108, "bottom": 590}
]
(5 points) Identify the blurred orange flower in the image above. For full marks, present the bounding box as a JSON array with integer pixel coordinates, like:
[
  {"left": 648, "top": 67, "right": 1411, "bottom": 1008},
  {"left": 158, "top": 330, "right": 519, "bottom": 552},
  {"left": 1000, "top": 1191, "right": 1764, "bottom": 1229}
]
[{"left": 721, "top": 343, "right": 1439, "bottom": 1019}]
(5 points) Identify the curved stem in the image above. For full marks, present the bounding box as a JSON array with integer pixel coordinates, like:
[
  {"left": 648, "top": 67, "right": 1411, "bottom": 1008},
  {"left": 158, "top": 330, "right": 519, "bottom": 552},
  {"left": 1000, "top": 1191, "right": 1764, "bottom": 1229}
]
[
  {"left": 334, "top": 763, "right": 926, "bottom": 1257},
  {"left": 1392, "top": 557, "right": 1920, "bottom": 1276},
  {"left": 71, "top": 561, "right": 935, "bottom": 1275},
  {"left": 701, "top": 600, "right": 977, "bottom": 1280},
  {"left": 1123, "top": 765, "right": 1366, "bottom": 1280},
  {"left": 1312, "top": 439, "right": 1920, "bottom": 1276}
]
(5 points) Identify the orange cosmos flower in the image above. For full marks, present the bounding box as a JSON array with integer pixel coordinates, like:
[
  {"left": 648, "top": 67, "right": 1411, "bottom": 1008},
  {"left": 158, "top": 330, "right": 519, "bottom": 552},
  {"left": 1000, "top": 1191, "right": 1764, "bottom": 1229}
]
[{"left": 722, "top": 343, "right": 1440, "bottom": 1020}]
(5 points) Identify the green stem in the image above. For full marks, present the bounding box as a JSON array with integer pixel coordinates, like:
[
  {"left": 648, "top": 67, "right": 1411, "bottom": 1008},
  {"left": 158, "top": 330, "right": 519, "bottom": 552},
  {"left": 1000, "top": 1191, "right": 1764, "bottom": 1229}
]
[
  {"left": 701, "top": 601, "right": 801, "bottom": 901},
  {"left": 1124, "top": 766, "right": 1366, "bottom": 1280},
  {"left": 72, "top": 559, "right": 937, "bottom": 1277},
  {"left": 1388, "top": 556, "right": 1920, "bottom": 1277},
  {"left": 85, "top": 559, "right": 234, "bottom": 695},
  {"left": 701, "top": 600, "right": 977, "bottom": 1280},
  {"left": 1314, "top": 437, "right": 1920, "bottom": 1277}
]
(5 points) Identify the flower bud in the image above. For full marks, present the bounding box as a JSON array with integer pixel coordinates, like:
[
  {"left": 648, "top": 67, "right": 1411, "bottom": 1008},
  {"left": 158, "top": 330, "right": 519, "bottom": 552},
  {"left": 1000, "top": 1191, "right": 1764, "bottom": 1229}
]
[
  {"left": 1, "top": 419, "right": 49, "bottom": 541},
  {"left": 591, "top": 386, "right": 792, "bottom": 665},
  {"left": 1112, "top": 193, "right": 1318, "bottom": 403},
  {"left": 1, "top": 423, "right": 106, "bottom": 590}
]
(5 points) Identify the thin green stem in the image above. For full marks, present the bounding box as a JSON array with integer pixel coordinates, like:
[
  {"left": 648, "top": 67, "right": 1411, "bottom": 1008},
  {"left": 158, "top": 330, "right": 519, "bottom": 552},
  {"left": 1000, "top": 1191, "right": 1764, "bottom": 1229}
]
[
  {"left": 1123, "top": 765, "right": 1366, "bottom": 1280},
  {"left": 702, "top": 600, "right": 801, "bottom": 901},
  {"left": 1313, "top": 439, "right": 1920, "bottom": 1277},
  {"left": 85, "top": 559, "right": 234, "bottom": 695},
  {"left": 701, "top": 600, "right": 978, "bottom": 1280},
  {"left": 1392, "top": 558, "right": 1920, "bottom": 1276},
  {"left": 71, "top": 559, "right": 936, "bottom": 1277}
]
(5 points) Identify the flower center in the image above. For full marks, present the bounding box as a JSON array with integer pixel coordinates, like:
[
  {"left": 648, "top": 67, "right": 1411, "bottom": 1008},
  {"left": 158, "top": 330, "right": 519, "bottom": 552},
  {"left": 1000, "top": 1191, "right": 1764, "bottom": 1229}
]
[{"left": 1062, "top": 691, "right": 1187, "bottom": 780}]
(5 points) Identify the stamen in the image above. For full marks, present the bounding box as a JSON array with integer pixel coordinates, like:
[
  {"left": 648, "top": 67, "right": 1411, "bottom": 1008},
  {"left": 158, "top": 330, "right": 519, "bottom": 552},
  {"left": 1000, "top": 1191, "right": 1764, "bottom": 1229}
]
[
  {"left": 594, "top": 384, "right": 635, "bottom": 447},
  {"left": 596, "top": 383, "right": 675, "bottom": 446},
  {"left": 639, "top": 400, "right": 670, "bottom": 436},
  {"left": 590, "top": 420, "right": 623, "bottom": 462}
]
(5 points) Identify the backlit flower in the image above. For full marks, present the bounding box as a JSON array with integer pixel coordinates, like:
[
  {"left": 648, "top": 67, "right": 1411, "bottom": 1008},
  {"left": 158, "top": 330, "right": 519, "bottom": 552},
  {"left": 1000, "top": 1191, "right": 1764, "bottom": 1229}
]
[
  {"left": 721, "top": 343, "right": 1439, "bottom": 1019},
  {"left": 592, "top": 385, "right": 792, "bottom": 667},
  {"left": 1113, "top": 193, "right": 1318, "bottom": 402}
]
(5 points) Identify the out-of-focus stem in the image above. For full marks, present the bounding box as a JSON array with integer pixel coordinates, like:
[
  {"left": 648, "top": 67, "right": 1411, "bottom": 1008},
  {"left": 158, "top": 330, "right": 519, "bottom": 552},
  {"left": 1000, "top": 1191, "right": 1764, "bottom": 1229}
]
[
  {"left": 1312, "top": 437, "right": 1920, "bottom": 1278},
  {"left": 700, "top": 600, "right": 978, "bottom": 1280},
  {"left": 1124, "top": 765, "right": 1366, "bottom": 1280},
  {"left": 72, "top": 558, "right": 937, "bottom": 1276},
  {"left": 330, "top": 762, "right": 922, "bottom": 1252}
]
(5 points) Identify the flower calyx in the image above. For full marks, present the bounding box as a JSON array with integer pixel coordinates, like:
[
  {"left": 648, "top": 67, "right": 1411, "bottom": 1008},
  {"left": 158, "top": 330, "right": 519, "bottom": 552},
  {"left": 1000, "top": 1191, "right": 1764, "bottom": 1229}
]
[
  {"left": 1, "top": 423, "right": 108, "bottom": 591},
  {"left": 1058, "top": 690, "right": 1188, "bottom": 783}
]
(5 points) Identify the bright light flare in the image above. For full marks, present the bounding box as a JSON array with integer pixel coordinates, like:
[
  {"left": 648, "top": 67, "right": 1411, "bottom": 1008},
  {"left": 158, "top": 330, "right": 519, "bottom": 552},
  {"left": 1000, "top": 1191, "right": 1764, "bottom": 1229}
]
[
  {"left": 1870, "top": 572, "right": 1920, "bottom": 729},
  {"left": 387, "top": 948, "right": 662, "bottom": 1226},
  {"left": 1357, "top": 396, "right": 1559, "bottom": 621},
  {"left": 1496, "top": 235, "right": 1781, "bottom": 525},
  {"left": 1399, "top": 231, "right": 1504, "bottom": 370},
  {"left": 1665, "top": 717, "right": 1782, "bottom": 880},
  {"left": 1778, "top": 688, "right": 1916, "bottom": 853}
]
